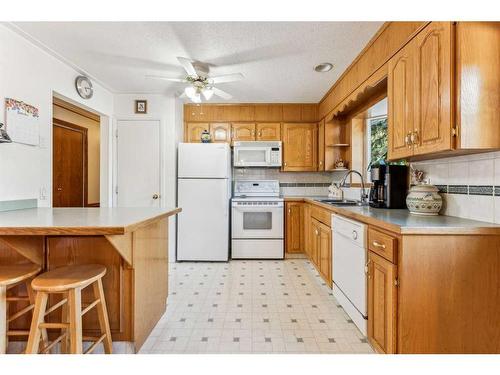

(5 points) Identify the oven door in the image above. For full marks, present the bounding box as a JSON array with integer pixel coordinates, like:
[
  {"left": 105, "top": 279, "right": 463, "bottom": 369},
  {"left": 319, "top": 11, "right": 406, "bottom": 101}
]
[
  {"left": 232, "top": 202, "right": 283, "bottom": 239},
  {"left": 233, "top": 146, "right": 271, "bottom": 167}
]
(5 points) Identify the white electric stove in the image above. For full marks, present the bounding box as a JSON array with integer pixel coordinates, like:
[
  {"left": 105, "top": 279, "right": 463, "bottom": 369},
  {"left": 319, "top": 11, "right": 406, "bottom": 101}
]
[{"left": 231, "top": 180, "right": 284, "bottom": 259}]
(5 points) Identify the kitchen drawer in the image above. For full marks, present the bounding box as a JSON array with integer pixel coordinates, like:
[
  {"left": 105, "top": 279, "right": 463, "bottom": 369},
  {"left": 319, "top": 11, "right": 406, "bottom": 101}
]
[
  {"left": 368, "top": 227, "right": 397, "bottom": 263},
  {"left": 311, "top": 205, "right": 331, "bottom": 227}
]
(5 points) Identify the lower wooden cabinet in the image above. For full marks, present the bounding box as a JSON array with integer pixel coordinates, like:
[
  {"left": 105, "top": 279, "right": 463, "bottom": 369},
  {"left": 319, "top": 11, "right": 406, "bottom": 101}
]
[
  {"left": 367, "top": 251, "right": 397, "bottom": 354},
  {"left": 308, "top": 209, "right": 332, "bottom": 287},
  {"left": 285, "top": 202, "right": 303, "bottom": 254}
]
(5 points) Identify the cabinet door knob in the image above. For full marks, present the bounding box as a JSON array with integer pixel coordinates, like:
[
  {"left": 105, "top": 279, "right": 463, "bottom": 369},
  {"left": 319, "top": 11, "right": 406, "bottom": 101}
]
[
  {"left": 315, "top": 229, "right": 319, "bottom": 236},
  {"left": 152, "top": 194, "right": 160, "bottom": 199},
  {"left": 352, "top": 230, "right": 358, "bottom": 240}
]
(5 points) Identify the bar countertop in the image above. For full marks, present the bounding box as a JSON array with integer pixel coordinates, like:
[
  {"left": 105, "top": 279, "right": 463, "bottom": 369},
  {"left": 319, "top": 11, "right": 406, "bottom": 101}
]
[
  {"left": 0, "top": 207, "right": 182, "bottom": 235},
  {"left": 284, "top": 196, "right": 500, "bottom": 235}
]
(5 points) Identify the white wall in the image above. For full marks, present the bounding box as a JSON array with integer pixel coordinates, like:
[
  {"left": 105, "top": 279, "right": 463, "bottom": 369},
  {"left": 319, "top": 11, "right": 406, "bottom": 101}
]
[
  {"left": 0, "top": 24, "right": 114, "bottom": 206},
  {"left": 113, "top": 94, "right": 183, "bottom": 261}
]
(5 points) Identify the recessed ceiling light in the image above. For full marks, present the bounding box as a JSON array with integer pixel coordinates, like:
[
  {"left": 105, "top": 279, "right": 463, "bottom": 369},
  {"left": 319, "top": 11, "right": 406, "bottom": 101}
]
[{"left": 314, "top": 63, "right": 333, "bottom": 72}]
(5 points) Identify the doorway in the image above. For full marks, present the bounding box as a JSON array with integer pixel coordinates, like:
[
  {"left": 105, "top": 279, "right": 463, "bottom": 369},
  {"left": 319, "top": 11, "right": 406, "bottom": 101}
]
[{"left": 52, "top": 97, "right": 100, "bottom": 207}]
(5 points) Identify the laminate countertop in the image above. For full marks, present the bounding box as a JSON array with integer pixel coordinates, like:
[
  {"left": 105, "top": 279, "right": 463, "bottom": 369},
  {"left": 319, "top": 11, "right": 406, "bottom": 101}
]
[
  {"left": 284, "top": 196, "right": 500, "bottom": 235},
  {"left": 0, "top": 207, "right": 182, "bottom": 235}
]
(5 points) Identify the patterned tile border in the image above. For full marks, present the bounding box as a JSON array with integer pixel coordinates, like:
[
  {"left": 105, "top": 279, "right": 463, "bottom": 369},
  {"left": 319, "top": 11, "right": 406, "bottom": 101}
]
[
  {"left": 279, "top": 182, "right": 330, "bottom": 187},
  {"left": 444, "top": 185, "right": 499, "bottom": 196}
]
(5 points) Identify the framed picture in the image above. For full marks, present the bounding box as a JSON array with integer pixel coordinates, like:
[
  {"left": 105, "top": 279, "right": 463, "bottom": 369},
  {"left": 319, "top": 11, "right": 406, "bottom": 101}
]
[{"left": 135, "top": 100, "right": 147, "bottom": 114}]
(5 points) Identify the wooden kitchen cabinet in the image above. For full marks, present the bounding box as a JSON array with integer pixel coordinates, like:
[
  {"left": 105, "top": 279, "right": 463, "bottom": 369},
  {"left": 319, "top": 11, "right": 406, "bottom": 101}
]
[
  {"left": 256, "top": 123, "right": 281, "bottom": 141},
  {"left": 310, "top": 218, "right": 321, "bottom": 266},
  {"left": 412, "top": 22, "right": 453, "bottom": 156},
  {"left": 232, "top": 123, "right": 256, "bottom": 142},
  {"left": 210, "top": 123, "right": 231, "bottom": 143},
  {"left": 368, "top": 251, "right": 397, "bottom": 354},
  {"left": 185, "top": 122, "right": 209, "bottom": 143},
  {"left": 282, "top": 123, "right": 318, "bottom": 171},
  {"left": 285, "top": 202, "right": 303, "bottom": 254},
  {"left": 388, "top": 41, "right": 415, "bottom": 160},
  {"left": 317, "top": 220, "right": 332, "bottom": 286},
  {"left": 388, "top": 22, "right": 453, "bottom": 160},
  {"left": 318, "top": 119, "right": 325, "bottom": 171}
]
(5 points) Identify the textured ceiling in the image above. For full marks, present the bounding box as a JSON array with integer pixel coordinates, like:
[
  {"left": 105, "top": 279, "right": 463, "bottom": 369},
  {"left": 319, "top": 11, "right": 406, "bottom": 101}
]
[{"left": 12, "top": 22, "right": 383, "bottom": 102}]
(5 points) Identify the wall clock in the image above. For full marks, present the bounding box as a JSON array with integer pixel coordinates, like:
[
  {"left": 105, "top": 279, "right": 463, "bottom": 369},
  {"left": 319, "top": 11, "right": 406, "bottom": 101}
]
[{"left": 75, "top": 75, "right": 93, "bottom": 99}]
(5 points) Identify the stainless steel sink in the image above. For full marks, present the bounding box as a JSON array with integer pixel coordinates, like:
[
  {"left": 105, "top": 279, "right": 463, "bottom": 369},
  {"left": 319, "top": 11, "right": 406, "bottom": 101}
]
[{"left": 317, "top": 199, "right": 361, "bottom": 206}]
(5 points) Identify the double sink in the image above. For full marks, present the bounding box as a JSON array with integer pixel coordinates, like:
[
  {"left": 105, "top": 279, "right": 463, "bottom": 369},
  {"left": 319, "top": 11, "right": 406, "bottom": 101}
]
[{"left": 315, "top": 198, "right": 364, "bottom": 207}]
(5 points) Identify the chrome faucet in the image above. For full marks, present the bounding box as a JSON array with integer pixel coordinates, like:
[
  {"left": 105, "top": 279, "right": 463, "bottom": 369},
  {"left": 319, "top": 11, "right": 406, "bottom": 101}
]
[{"left": 339, "top": 169, "right": 369, "bottom": 205}]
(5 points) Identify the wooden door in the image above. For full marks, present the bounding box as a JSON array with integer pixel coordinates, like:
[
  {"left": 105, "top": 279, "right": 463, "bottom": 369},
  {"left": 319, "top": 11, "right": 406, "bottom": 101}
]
[
  {"left": 388, "top": 42, "right": 415, "bottom": 160},
  {"left": 318, "top": 221, "right": 332, "bottom": 286},
  {"left": 232, "top": 123, "right": 256, "bottom": 142},
  {"left": 185, "top": 122, "right": 209, "bottom": 143},
  {"left": 209, "top": 123, "right": 231, "bottom": 143},
  {"left": 256, "top": 123, "right": 281, "bottom": 141},
  {"left": 318, "top": 119, "right": 325, "bottom": 171},
  {"left": 413, "top": 22, "right": 453, "bottom": 156},
  {"left": 282, "top": 123, "right": 318, "bottom": 171},
  {"left": 53, "top": 120, "right": 87, "bottom": 207},
  {"left": 285, "top": 202, "right": 303, "bottom": 254},
  {"left": 368, "top": 251, "right": 397, "bottom": 354}
]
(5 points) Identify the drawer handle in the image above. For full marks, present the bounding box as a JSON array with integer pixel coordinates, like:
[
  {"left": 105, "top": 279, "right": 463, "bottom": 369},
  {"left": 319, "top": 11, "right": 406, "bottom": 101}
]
[
  {"left": 372, "top": 241, "right": 386, "bottom": 249},
  {"left": 352, "top": 230, "right": 358, "bottom": 240}
]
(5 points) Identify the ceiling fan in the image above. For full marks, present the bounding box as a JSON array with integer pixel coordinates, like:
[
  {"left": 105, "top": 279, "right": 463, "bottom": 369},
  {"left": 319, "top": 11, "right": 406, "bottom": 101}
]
[{"left": 147, "top": 57, "right": 244, "bottom": 103}]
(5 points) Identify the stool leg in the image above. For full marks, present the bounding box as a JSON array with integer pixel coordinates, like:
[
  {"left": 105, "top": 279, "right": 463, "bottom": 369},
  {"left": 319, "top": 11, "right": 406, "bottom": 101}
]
[
  {"left": 93, "top": 279, "right": 112, "bottom": 354},
  {"left": 60, "top": 293, "right": 69, "bottom": 354},
  {"left": 25, "top": 292, "right": 48, "bottom": 354},
  {"left": 0, "top": 285, "right": 6, "bottom": 354},
  {"left": 68, "top": 289, "right": 82, "bottom": 354},
  {"left": 26, "top": 281, "right": 49, "bottom": 352}
]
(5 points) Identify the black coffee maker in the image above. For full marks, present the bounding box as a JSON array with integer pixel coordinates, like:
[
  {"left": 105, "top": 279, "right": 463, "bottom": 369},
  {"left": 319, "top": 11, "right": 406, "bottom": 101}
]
[{"left": 369, "top": 164, "right": 409, "bottom": 208}]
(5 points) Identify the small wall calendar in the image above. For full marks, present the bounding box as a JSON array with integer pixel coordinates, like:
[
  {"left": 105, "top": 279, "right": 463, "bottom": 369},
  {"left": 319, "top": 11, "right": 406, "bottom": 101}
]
[{"left": 5, "top": 98, "right": 40, "bottom": 146}]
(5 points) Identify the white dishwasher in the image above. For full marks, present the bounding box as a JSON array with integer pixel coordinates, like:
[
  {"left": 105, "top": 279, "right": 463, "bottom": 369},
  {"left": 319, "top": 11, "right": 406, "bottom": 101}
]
[{"left": 332, "top": 214, "right": 368, "bottom": 335}]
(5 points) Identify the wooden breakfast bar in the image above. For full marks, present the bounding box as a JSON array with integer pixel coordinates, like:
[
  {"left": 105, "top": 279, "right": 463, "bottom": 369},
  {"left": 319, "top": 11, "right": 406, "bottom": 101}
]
[{"left": 0, "top": 207, "right": 181, "bottom": 353}]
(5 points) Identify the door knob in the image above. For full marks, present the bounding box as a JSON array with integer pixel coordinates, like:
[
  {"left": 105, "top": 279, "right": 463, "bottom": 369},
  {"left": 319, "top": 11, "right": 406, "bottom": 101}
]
[{"left": 152, "top": 194, "right": 160, "bottom": 200}]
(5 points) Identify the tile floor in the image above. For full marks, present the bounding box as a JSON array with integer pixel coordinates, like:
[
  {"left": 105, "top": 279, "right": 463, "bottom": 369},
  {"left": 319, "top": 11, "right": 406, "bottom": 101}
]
[{"left": 139, "top": 259, "right": 374, "bottom": 354}]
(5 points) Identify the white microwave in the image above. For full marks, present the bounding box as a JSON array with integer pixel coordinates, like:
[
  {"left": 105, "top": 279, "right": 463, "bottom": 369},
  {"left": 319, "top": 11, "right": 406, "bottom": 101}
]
[{"left": 233, "top": 141, "right": 282, "bottom": 167}]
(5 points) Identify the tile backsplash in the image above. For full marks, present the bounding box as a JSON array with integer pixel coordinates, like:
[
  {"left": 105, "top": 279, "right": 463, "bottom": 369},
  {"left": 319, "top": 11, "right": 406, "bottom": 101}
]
[
  {"left": 411, "top": 151, "right": 500, "bottom": 223},
  {"left": 233, "top": 168, "right": 348, "bottom": 196}
]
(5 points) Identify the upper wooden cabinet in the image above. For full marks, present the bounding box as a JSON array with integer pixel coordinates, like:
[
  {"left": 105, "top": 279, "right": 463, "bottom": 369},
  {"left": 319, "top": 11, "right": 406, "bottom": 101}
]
[
  {"left": 210, "top": 123, "right": 231, "bottom": 143},
  {"left": 185, "top": 122, "right": 209, "bottom": 143},
  {"left": 256, "top": 123, "right": 281, "bottom": 141},
  {"left": 283, "top": 104, "right": 318, "bottom": 122},
  {"left": 412, "top": 22, "right": 453, "bottom": 156},
  {"left": 285, "top": 202, "right": 303, "bottom": 254},
  {"left": 388, "top": 42, "right": 415, "bottom": 160},
  {"left": 388, "top": 22, "right": 453, "bottom": 160},
  {"left": 282, "top": 123, "right": 318, "bottom": 171},
  {"left": 232, "top": 123, "right": 256, "bottom": 142},
  {"left": 318, "top": 120, "right": 325, "bottom": 171}
]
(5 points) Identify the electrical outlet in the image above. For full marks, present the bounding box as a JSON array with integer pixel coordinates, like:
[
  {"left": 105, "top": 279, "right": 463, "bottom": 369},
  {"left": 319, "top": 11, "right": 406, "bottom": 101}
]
[{"left": 39, "top": 187, "right": 47, "bottom": 200}]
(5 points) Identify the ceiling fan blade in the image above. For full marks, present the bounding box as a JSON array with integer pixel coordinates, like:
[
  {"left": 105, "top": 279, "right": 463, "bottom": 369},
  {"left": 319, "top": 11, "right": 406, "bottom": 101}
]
[
  {"left": 212, "top": 87, "right": 233, "bottom": 100},
  {"left": 177, "top": 57, "right": 197, "bottom": 77},
  {"left": 210, "top": 73, "right": 244, "bottom": 84},
  {"left": 146, "top": 75, "right": 187, "bottom": 83}
]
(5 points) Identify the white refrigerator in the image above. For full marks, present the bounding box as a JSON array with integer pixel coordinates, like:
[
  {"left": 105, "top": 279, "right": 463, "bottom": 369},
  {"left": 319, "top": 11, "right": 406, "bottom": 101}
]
[{"left": 177, "top": 143, "right": 231, "bottom": 261}]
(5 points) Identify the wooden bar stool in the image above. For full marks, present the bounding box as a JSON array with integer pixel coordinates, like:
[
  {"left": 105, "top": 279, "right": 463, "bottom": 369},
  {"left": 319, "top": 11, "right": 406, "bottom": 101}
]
[
  {"left": 25, "top": 264, "right": 112, "bottom": 354},
  {"left": 0, "top": 264, "right": 42, "bottom": 354}
]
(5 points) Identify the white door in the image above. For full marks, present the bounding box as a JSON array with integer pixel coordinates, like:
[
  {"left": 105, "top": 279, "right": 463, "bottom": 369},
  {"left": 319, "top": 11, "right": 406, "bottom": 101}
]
[
  {"left": 116, "top": 120, "right": 160, "bottom": 207},
  {"left": 177, "top": 178, "right": 229, "bottom": 261}
]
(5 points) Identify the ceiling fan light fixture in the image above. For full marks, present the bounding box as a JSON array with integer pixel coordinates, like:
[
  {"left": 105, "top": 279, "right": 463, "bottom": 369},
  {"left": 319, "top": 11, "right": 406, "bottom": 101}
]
[
  {"left": 314, "top": 62, "right": 333, "bottom": 72},
  {"left": 202, "top": 88, "right": 214, "bottom": 101}
]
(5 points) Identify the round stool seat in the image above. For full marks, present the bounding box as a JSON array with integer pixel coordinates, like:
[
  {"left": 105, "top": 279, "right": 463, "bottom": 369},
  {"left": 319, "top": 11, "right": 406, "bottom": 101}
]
[
  {"left": 31, "top": 264, "right": 106, "bottom": 292},
  {"left": 0, "top": 264, "right": 41, "bottom": 287}
]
